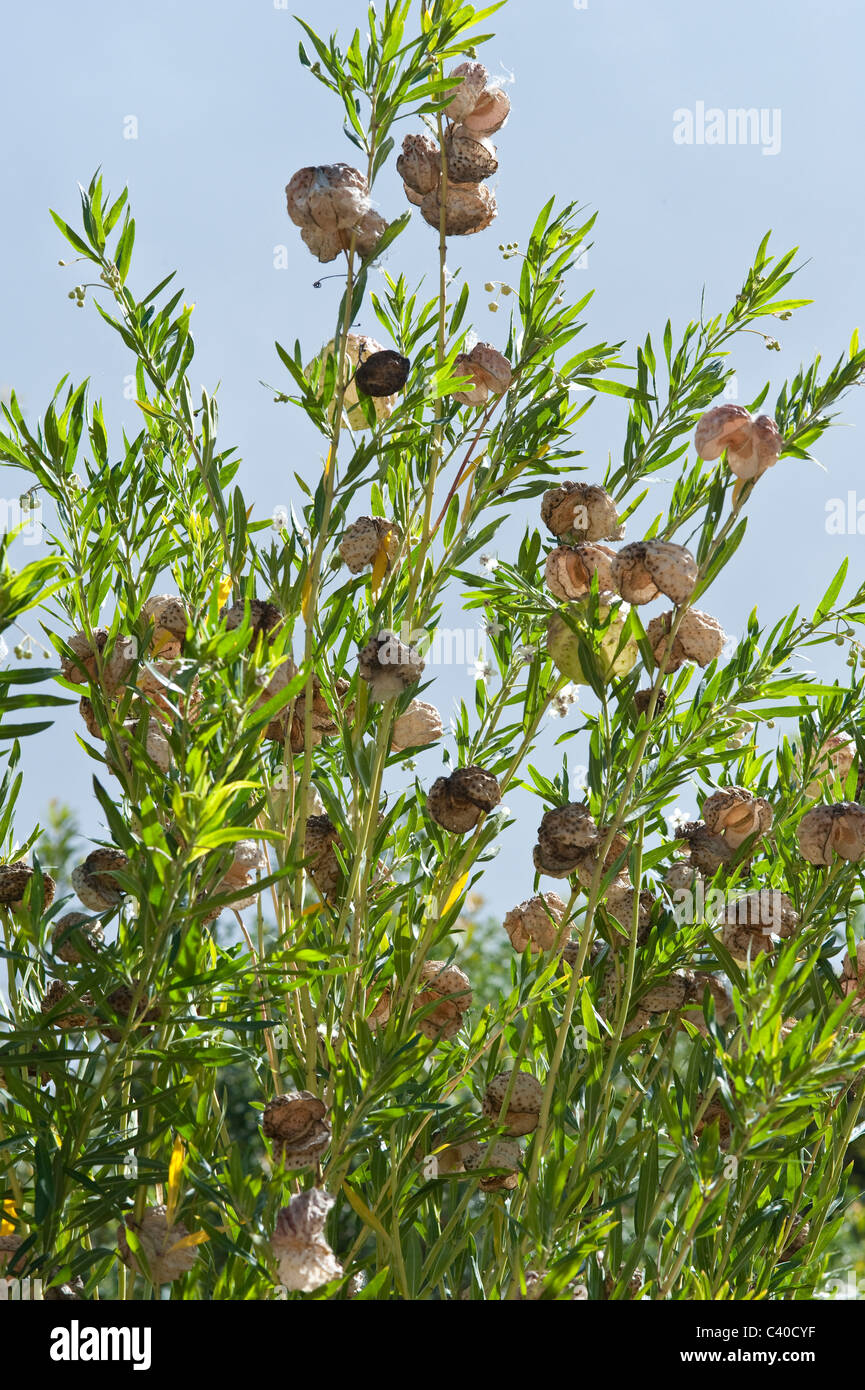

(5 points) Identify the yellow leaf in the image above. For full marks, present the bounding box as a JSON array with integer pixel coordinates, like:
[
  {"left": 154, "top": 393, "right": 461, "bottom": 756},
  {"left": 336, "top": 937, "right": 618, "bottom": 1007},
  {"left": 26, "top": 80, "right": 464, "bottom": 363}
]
[
  {"left": 370, "top": 530, "right": 392, "bottom": 594},
  {"left": 1, "top": 1199, "right": 16, "bottom": 1235},
  {"left": 341, "top": 1182, "right": 390, "bottom": 1244},
  {"left": 441, "top": 872, "right": 469, "bottom": 917},
  {"left": 217, "top": 575, "right": 232, "bottom": 608},
  {"left": 166, "top": 1230, "right": 209, "bottom": 1253},
  {"left": 166, "top": 1136, "right": 185, "bottom": 1226},
  {"left": 323, "top": 445, "right": 334, "bottom": 480},
  {"left": 301, "top": 573, "right": 313, "bottom": 622}
]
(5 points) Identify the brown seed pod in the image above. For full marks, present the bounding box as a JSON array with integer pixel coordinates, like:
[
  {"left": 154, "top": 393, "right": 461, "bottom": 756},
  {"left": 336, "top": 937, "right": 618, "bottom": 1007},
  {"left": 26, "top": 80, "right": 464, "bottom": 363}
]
[
  {"left": 540, "top": 481, "right": 624, "bottom": 544},
  {"left": 338, "top": 516, "right": 402, "bottom": 573},
  {"left": 532, "top": 802, "right": 599, "bottom": 877},
  {"left": 646, "top": 608, "right": 726, "bottom": 671},
  {"left": 141, "top": 594, "right": 188, "bottom": 658},
  {"left": 676, "top": 821, "right": 734, "bottom": 877},
  {"left": 52, "top": 912, "right": 103, "bottom": 964},
  {"left": 621, "top": 1007, "right": 653, "bottom": 1039},
  {"left": 271, "top": 1189, "right": 343, "bottom": 1292},
  {"left": 391, "top": 699, "right": 443, "bottom": 753},
  {"left": 99, "top": 980, "right": 162, "bottom": 1042},
  {"left": 222, "top": 597, "right": 284, "bottom": 648},
  {"left": 462, "top": 85, "right": 511, "bottom": 136},
  {"left": 351, "top": 209, "right": 389, "bottom": 260},
  {"left": 451, "top": 352, "right": 488, "bottom": 405},
  {"left": 415, "top": 960, "right": 472, "bottom": 1041},
  {"left": 427, "top": 765, "right": 501, "bottom": 834},
  {"left": 571, "top": 831, "right": 630, "bottom": 891},
  {"left": 702, "top": 786, "right": 773, "bottom": 850},
  {"left": 78, "top": 696, "right": 104, "bottom": 740},
  {"left": 136, "top": 660, "right": 200, "bottom": 724},
  {"left": 285, "top": 163, "right": 370, "bottom": 232},
  {"left": 420, "top": 182, "right": 497, "bottom": 236},
  {"left": 60, "top": 627, "right": 109, "bottom": 684},
  {"left": 468, "top": 342, "right": 512, "bottom": 394},
  {"left": 304, "top": 815, "right": 343, "bottom": 898},
  {"left": 611, "top": 541, "right": 698, "bottom": 607},
  {"left": 358, "top": 630, "right": 424, "bottom": 701},
  {"left": 503, "top": 892, "right": 567, "bottom": 953},
  {"left": 694, "top": 404, "right": 753, "bottom": 461},
  {"left": 482, "top": 1071, "right": 543, "bottom": 1136},
  {"left": 544, "top": 543, "right": 615, "bottom": 601},
  {"left": 694, "top": 1094, "right": 732, "bottom": 1149},
  {"left": 445, "top": 126, "right": 498, "bottom": 183},
  {"left": 726, "top": 414, "right": 783, "bottom": 481},
  {"left": 722, "top": 889, "right": 799, "bottom": 938},
  {"left": 61, "top": 630, "right": 136, "bottom": 694},
  {"left": 779, "top": 1218, "right": 811, "bottom": 1262},
  {"left": 604, "top": 883, "right": 654, "bottom": 945},
  {"left": 444, "top": 60, "right": 488, "bottom": 120},
  {"left": 664, "top": 858, "right": 699, "bottom": 894},
  {"left": 633, "top": 688, "right": 667, "bottom": 718},
  {"left": 199, "top": 839, "right": 268, "bottom": 923},
  {"left": 801, "top": 733, "right": 857, "bottom": 800},
  {"left": 464, "top": 1138, "right": 522, "bottom": 1192},
  {"left": 798, "top": 802, "right": 865, "bottom": 865},
  {"left": 71, "top": 849, "right": 129, "bottom": 912},
  {"left": 720, "top": 921, "right": 777, "bottom": 966},
  {"left": 263, "top": 1091, "right": 331, "bottom": 1169},
  {"left": 355, "top": 350, "right": 410, "bottom": 397},
  {"left": 423, "top": 1135, "right": 484, "bottom": 1176},
  {"left": 307, "top": 334, "right": 397, "bottom": 429},
  {"left": 640, "top": 971, "right": 693, "bottom": 1013},
  {"left": 118, "top": 1205, "right": 199, "bottom": 1285},
  {"left": 0, "top": 862, "right": 56, "bottom": 913},
  {"left": 40, "top": 980, "right": 94, "bottom": 1031},
  {"left": 397, "top": 133, "right": 442, "bottom": 196},
  {"left": 366, "top": 984, "right": 392, "bottom": 1031},
  {"left": 299, "top": 223, "right": 344, "bottom": 263},
  {"left": 682, "top": 972, "right": 735, "bottom": 1035},
  {"left": 113, "top": 717, "right": 173, "bottom": 775},
  {"left": 839, "top": 942, "right": 865, "bottom": 1017}
]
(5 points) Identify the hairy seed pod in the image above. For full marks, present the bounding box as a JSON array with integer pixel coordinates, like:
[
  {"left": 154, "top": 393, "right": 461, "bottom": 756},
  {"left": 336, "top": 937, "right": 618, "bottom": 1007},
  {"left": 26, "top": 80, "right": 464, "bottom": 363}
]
[
  {"left": 52, "top": 912, "right": 103, "bottom": 964},
  {"left": 482, "top": 1071, "right": 543, "bottom": 1136},
  {"left": 0, "top": 862, "right": 56, "bottom": 913},
  {"left": 545, "top": 543, "right": 615, "bottom": 601},
  {"left": 427, "top": 765, "right": 501, "bottom": 833},
  {"left": 355, "top": 350, "right": 410, "bottom": 397},
  {"left": 358, "top": 630, "right": 425, "bottom": 701},
  {"left": 118, "top": 1205, "right": 198, "bottom": 1285},
  {"left": 646, "top": 608, "right": 726, "bottom": 671},
  {"left": 540, "top": 481, "right": 623, "bottom": 544},
  {"left": 468, "top": 342, "right": 512, "bottom": 394},
  {"left": 263, "top": 1091, "right": 331, "bottom": 1169},
  {"left": 798, "top": 802, "right": 865, "bottom": 865},
  {"left": 611, "top": 541, "right": 698, "bottom": 607},
  {"left": 420, "top": 182, "right": 497, "bottom": 236},
  {"left": 338, "top": 516, "right": 402, "bottom": 573},
  {"left": 391, "top": 699, "right": 443, "bottom": 753},
  {"left": 502, "top": 892, "right": 567, "bottom": 953},
  {"left": 415, "top": 960, "right": 472, "bottom": 1041},
  {"left": 271, "top": 1189, "right": 343, "bottom": 1292},
  {"left": 71, "top": 849, "right": 129, "bottom": 912}
]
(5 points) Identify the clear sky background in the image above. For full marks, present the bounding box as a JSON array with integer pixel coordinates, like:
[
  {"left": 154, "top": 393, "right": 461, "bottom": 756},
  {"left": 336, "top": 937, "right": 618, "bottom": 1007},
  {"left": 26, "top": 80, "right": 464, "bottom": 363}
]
[{"left": 1, "top": 0, "right": 863, "bottom": 917}]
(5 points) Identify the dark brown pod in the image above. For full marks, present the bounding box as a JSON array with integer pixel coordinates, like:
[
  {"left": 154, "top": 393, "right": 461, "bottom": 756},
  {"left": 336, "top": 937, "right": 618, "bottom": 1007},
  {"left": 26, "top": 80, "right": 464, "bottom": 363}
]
[{"left": 355, "top": 350, "right": 410, "bottom": 398}]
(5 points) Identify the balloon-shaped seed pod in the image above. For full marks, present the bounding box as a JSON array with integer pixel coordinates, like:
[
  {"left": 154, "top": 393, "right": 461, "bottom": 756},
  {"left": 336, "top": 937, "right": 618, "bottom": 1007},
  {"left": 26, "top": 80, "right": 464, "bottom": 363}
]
[
  {"left": 397, "top": 133, "right": 442, "bottom": 196},
  {"left": 546, "top": 597, "right": 638, "bottom": 684},
  {"left": 71, "top": 849, "right": 129, "bottom": 912},
  {"left": 646, "top": 608, "right": 726, "bottom": 671},
  {"left": 52, "top": 912, "right": 103, "bottom": 964},
  {"left": 611, "top": 541, "right": 698, "bottom": 607},
  {"left": 544, "top": 543, "right": 615, "bottom": 601},
  {"left": 502, "top": 891, "right": 567, "bottom": 953},
  {"left": 427, "top": 765, "right": 501, "bottom": 833},
  {"left": 482, "top": 1070, "right": 543, "bottom": 1136},
  {"left": 306, "top": 334, "right": 397, "bottom": 430},
  {"left": 702, "top": 786, "right": 773, "bottom": 850},
  {"left": 540, "top": 481, "right": 623, "bottom": 544},
  {"left": 262, "top": 1091, "right": 331, "bottom": 1169},
  {"left": 118, "top": 1205, "right": 199, "bottom": 1285},
  {"left": 338, "top": 516, "right": 402, "bottom": 573},
  {"left": 0, "top": 862, "right": 56, "bottom": 913},
  {"left": 141, "top": 594, "right": 189, "bottom": 658},
  {"left": 358, "top": 630, "right": 425, "bottom": 701},
  {"left": 420, "top": 182, "right": 497, "bottom": 236},
  {"left": 798, "top": 802, "right": 865, "bottom": 865},
  {"left": 444, "top": 126, "right": 498, "bottom": 183},
  {"left": 285, "top": 163, "right": 370, "bottom": 232},
  {"left": 391, "top": 699, "right": 443, "bottom": 753},
  {"left": 271, "top": 1190, "right": 343, "bottom": 1293},
  {"left": 355, "top": 350, "right": 410, "bottom": 397},
  {"left": 414, "top": 960, "right": 472, "bottom": 1042},
  {"left": 444, "top": 60, "right": 488, "bottom": 120}
]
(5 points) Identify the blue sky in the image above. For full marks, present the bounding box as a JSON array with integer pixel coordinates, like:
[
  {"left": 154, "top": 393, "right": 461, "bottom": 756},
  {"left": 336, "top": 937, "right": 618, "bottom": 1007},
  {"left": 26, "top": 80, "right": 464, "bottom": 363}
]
[{"left": 1, "top": 0, "right": 864, "bottom": 917}]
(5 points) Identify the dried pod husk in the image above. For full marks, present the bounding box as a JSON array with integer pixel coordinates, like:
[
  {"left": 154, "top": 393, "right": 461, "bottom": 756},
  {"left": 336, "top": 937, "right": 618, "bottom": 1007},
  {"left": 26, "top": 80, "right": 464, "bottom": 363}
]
[
  {"left": 445, "top": 125, "right": 498, "bottom": 182},
  {"left": 544, "top": 543, "right": 615, "bottom": 601},
  {"left": 288, "top": 674, "right": 353, "bottom": 753},
  {"left": 723, "top": 889, "right": 799, "bottom": 938},
  {"left": 141, "top": 594, "right": 188, "bottom": 658},
  {"left": 532, "top": 802, "right": 599, "bottom": 878},
  {"left": 571, "top": 832, "right": 630, "bottom": 891},
  {"left": 694, "top": 1094, "right": 732, "bottom": 1149},
  {"left": 540, "top": 481, "right": 624, "bottom": 544},
  {"left": 338, "top": 516, "right": 402, "bottom": 573},
  {"left": 463, "top": 85, "right": 511, "bottom": 136},
  {"left": 304, "top": 815, "right": 344, "bottom": 898},
  {"left": 663, "top": 858, "right": 699, "bottom": 895},
  {"left": 603, "top": 1268, "right": 645, "bottom": 1300},
  {"left": 726, "top": 414, "right": 783, "bottom": 481},
  {"left": 611, "top": 541, "right": 698, "bottom": 607},
  {"left": 482, "top": 1070, "right": 543, "bottom": 1136},
  {"left": 503, "top": 891, "right": 567, "bottom": 953},
  {"left": 682, "top": 972, "right": 735, "bottom": 1035},
  {"left": 355, "top": 350, "right": 410, "bottom": 398},
  {"left": 402, "top": 180, "right": 425, "bottom": 207},
  {"left": 113, "top": 717, "right": 172, "bottom": 775},
  {"left": 640, "top": 971, "right": 694, "bottom": 1013},
  {"left": 468, "top": 342, "right": 512, "bottom": 394},
  {"left": 415, "top": 960, "right": 472, "bottom": 1041},
  {"left": 351, "top": 209, "right": 389, "bottom": 260},
  {"left": 197, "top": 839, "right": 268, "bottom": 923},
  {"left": 136, "top": 661, "right": 200, "bottom": 724},
  {"left": 118, "top": 1204, "right": 198, "bottom": 1285},
  {"left": 720, "top": 921, "right": 777, "bottom": 966},
  {"left": 397, "top": 133, "right": 442, "bottom": 195},
  {"left": 444, "top": 60, "right": 488, "bottom": 120},
  {"left": 52, "top": 912, "right": 103, "bottom": 964},
  {"left": 221, "top": 597, "right": 284, "bottom": 648},
  {"left": 694, "top": 404, "right": 753, "bottom": 461},
  {"left": 60, "top": 627, "right": 109, "bottom": 684},
  {"left": 425, "top": 1136, "right": 484, "bottom": 1176},
  {"left": 634, "top": 688, "right": 667, "bottom": 718},
  {"left": 420, "top": 181, "right": 497, "bottom": 236},
  {"left": 604, "top": 883, "right": 654, "bottom": 945},
  {"left": 285, "top": 163, "right": 370, "bottom": 232},
  {"left": 263, "top": 1091, "right": 331, "bottom": 1169},
  {"left": 366, "top": 984, "right": 392, "bottom": 1031},
  {"left": 0, "top": 862, "right": 56, "bottom": 913},
  {"left": 391, "top": 699, "right": 443, "bottom": 753},
  {"left": 839, "top": 942, "right": 865, "bottom": 1017},
  {"left": 307, "top": 334, "right": 396, "bottom": 429},
  {"left": 299, "top": 223, "right": 344, "bottom": 263},
  {"left": 40, "top": 980, "right": 94, "bottom": 1031},
  {"left": 546, "top": 596, "right": 638, "bottom": 685},
  {"left": 271, "top": 1189, "right": 342, "bottom": 1292},
  {"left": 358, "top": 630, "right": 424, "bottom": 700},
  {"left": 702, "top": 786, "right": 773, "bottom": 850},
  {"left": 676, "top": 821, "right": 734, "bottom": 877},
  {"left": 798, "top": 802, "right": 865, "bottom": 865},
  {"left": 646, "top": 608, "right": 726, "bottom": 671},
  {"left": 78, "top": 696, "right": 104, "bottom": 740},
  {"left": 427, "top": 765, "right": 501, "bottom": 833},
  {"left": 61, "top": 629, "right": 136, "bottom": 695},
  {"left": 99, "top": 980, "right": 162, "bottom": 1042},
  {"left": 464, "top": 1138, "right": 522, "bottom": 1192},
  {"left": 801, "top": 733, "right": 857, "bottom": 800},
  {"left": 621, "top": 1007, "right": 653, "bottom": 1039},
  {"left": 451, "top": 352, "right": 488, "bottom": 405},
  {"left": 71, "top": 849, "right": 129, "bottom": 912}
]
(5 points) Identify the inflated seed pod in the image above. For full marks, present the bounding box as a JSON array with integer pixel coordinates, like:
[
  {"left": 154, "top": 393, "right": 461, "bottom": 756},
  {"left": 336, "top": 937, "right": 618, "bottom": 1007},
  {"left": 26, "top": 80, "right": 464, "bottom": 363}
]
[
  {"left": 604, "top": 883, "right": 654, "bottom": 945},
  {"left": 640, "top": 971, "right": 693, "bottom": 1013},
  {"left": 352, "top": 209, "right": 389, "bottom": 260},
  {"left": 779, "top": 1218, "right": 811, "bottom": 1262},
  {"left": 545, "top": 543, "right": 615, "bottom": 601},
  {"left": 468, "top": 342, "right": 512, "bottom": 394},
  {"left": 726, "top": 414, "right": 783, "bottom": 481},
  {"left": 723, "top": 889, "right": 799, "bottom": 938},
  {"left": 118, "top": 1205, "right": 198, "bottom": 1285},
  {"left": 633, "top": 688, "right": 667, "bottom": 718},
  {"left": 71, "top": 849, "right": 129, "bottom": 912},
  {"left": 611, "top": 541, "right": 698, "bottom": 607},
  {"left": 358, "top": 630, "right": 424, "bottom": 701},
  {"left": 61, "top": 630, "right": 136, "bottom": 694},
  {"left": 676, "top": 821, "right": 734, "bottom": 877},
  {"left": 304, "top": 815, "right": 343, "bottom": 898},
  {"left": 694, "top": 405, "right": 753, "bottom": 461},
  {"left": 263, "top": 1091, "right": 331, "bottom": 1169},
  {"left": 415, "top": 960, "right": 472, "bottom": 1042},
  {"left": 141, "top": 594, "right": 188, "bottom": 658},
  {"left": 702, "top": 786, "right": 773, "bottom": 849},
  {"left": 40, "top": 980, "right": 94, "bottom": 1031},
  {"left": 663, "top": 858, "right": 699, "bottom": 895},
  {"left": 451, "top": 352, "right": 488, "bottom": 405},
  {"left": 571, "top": 831, "right": 630, "bottom": 891},
  {"left": 366, "top": 984, "right": 392, "bottom": 1031},
  {"left": 502, "top": 892, "right": 567, "bottom": 953},
  {"left": 221, "top": 597, "right": 284, "bottom": 647},
  {"left": 307, "top": 334, "right": 397, "bottom": 430},
  {"left": 646, "top": 608, "right": 726, "bottom": 671},
  {"left": 800, "top": 733, "right": 857, "bottom": 800},
  {"left": 420, "top": 182, "right": 497, "bottom": 236},
  {"left": 540, "top": 482, "right": 623, "bottom": 544},
  {"left": 444, "top": 60, "right": 488, "bottom": 120},
  {"left": 482, "top": 1071, "right": 543, "bottom": 1136},
  {"left": 427, "top": 765, "right": 501, "bottom": 833},
  {"left": 299, "top": 222, "right": 344, "bottom": 263},
  {"left": 720, "top": 921, "right": 776, "bottom": 966},
  {"left": 271, "top": 1190, "right": 343, "bottom": 1293},
  {"left": 0, "top": 862, "right": 56, "bottom": 913},
  {"left": 462, "top": 85, "right": 510, "bottom": 136},
  {"left": 338, "top": 516, "right": 402, "bottom": 573},
  {"left": 546, "top": 596, "right": 638, "bottom": 685},
  {"left": 532, "top": 802, "right": 598, "bottom": 878},
  {"left": 52, "top": 912, "right": 103, "bottom": 964},
  {"left": 798, "top": 802, "right": 865, "bottom": 864},
  {"left": 682, "top": 972, "right": 734, "bottom": 1035},
  {"left": 136, "top": 661, "right": 200, "bottom": 724},
  {"left": 355, "top": 350, "right": 410, "bottom": 397},
  {"left": 397, "top": 133, "right": 442, "bottom": 196},
  {"left": 445, "top": 125, "right": 498, "bottom": 183},
  {"left": 464, "top": 1138, "right": 523, "bottom": 1192},
  {"left": 391, "top": 699, "right": 443, "bottom": 753},
  {"left": 285, "top": 163, "right": 370, "bottom": 232},
  {"left": 622, "top": 1007, "right": 653, "bottom": 1039},
  {"left": 60, "top": 627, "right": 109, "bottom": 684},
  {"left": 99, "top": 980, "right": 162, "bottom": 1042},
  {"left": 694, "top": 1094, "right": 732, "bottom": 1149}
]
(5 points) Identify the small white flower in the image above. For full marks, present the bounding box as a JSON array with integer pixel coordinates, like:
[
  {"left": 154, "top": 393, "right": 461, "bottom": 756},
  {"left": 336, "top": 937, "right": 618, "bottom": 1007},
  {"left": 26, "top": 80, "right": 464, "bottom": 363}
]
[
  {"left": 548, "top": 682, "right": 579, "bottom": 720},
  {"left": 473, "top": 656, "right": 494, "bottom": 685},
  {"left": 484, "top": 619, "right": 504, "bottom": 638},
  {"left": 272, "top": 505, "right": 289, "bottom": 531},
  {"left": 480, "top": 554, "right": 499, "bottom": 573},
  {"left": 665, "top": 806, "right": 693, "bottom": 833},
  {"left": 513, "top": 643, "right": 537, "bottom": 664}
]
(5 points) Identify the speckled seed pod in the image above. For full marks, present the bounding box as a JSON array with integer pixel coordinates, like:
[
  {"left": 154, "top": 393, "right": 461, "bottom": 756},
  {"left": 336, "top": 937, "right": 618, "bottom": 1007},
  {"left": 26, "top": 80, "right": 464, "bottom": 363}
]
[
  {"left": 71, "top": 849, "right": 129, "bottom": 912},
  {"left": 540, "top": 482, "right": 624, "bottom": 544},
  {"left": 622, "top": 1008, "right": 653, "bottom": 1039},
  {"left": 839, "top": 942, "right": 865, "bottom": 1017},
  {"left": 574, "top": 832, "right": 630, "bottom": 891},
  {"left": 634, "top": 688, "right": 667, "bottom": 718},
  {"left": 415, "top": 961, "right": 472, "bottom": 1041},
  {"left": 451, "top": 352, "right": 488, "bottom": 405},
  {"left": 366, "top": 984, "right": 392, "bottom": 1031},
  {"left": 222, "top": 598, "right": 284, "bottom": 648},
  {"left": 664, "top": 858, "right": 699, "bottom": 894},
  {"left": 100, "top": 980, "right": 162, "bottom": 1042},
  {"left": 271, "top": 1190, "right": 343, "bottom": 1292},
  {"left": 545, "top": 543, "right": 615, "bottom": 601},
  {"left": 546, "top": 598, "right": 638, "bottom": 685},
  {"left": 352, "top": 209, "right": 389, "bottom": 260},
  {"left": 61, "top": 630, "right": 136, "bottom": 694},
  {"left": 445, "top": 126, "right": 498, "bottom": 182},
  {"left": 60, "top": 627, "right": 110, "bottom": 684},
  {"left": 397, "top": 133, "right": 442, "bottom": 196},
  {"left": 118, "top": 1205, "right": 198, "bottom": 1285},
  {"left": 503, "top": 892, "right": 567, "bottom": 953},
  {"left": 482, "top": 1071, "right": 543, "bottom": 1136},
  {"left": 136, "top": 660, "right": 200, "bottom": 724},
  {"left": 676, "top": 822, "right": 734, "bottom": 877},
  {"left": 299, "top": 223, "right": 344, "bottom": 262},
  {"left": 285, "top": 163, "right": 370, "bottom": 232},
  {"left": 338, "top": 516, "right": 402, "bottom": 573},
  {"left": 465, "top": 1138, "right": 523, "bottom": 1192},
  {"left": 468, "top": 342, "right": 512, "bottom": 394},
  {"left": 0, "top": 862, "right": 56, "bottom": 913},
  {"left": 463, "top": 85, "right": 511, "bottom": 136},
  {"left": 646, "top": 608, "right": 726, "bottom": 671},
  {"left": 723, "top": 889, "right": 799, "bottom": 938},
  {"left": 426, "top": 1136, "right": 484, "bottom": 1176},
  {"left": 420, "top": 182, "right": 497, "bottom": 236},
  {"left": 304, "top": 815, "right": 343, "bottom": 898},
  {"left": 798, "top": 802, "right": 865, "bottom": 865},
  {"left": 726, "top": 414, "right": 783, "bottom": 481},
  {"left": 444, "top": 60, "right": 489, "bottom": 120},
  {"left": 720, "top": 921, "right": 776, "bottom": 966},
  {"left": 427, "top": 765, "right": 501, "bottom": 834},
  {"left": 604, "top": 883, "right": 654, "bottom": 944},
  {"left": 702, "top": 786, "right": 773, "bottom": 849},
  {"left": 78, "top": 696, "right": 104, "bottom": 740},
  {"left": 307, "top": 334, "right": 397, "bottom": 429},
  {"left": 118, "top": 718, "right": 172, "bottom": 774},
  {"left": 199, "top": 839, "right": 269, "bottom": 924},
  {"left": 355, "top": 350, "right": 410, "bottom": 398},
  {"left": 532, "top": 802, "right": 598, "bottom": 877},
  {"left": 694, "top": 404, "right": 753, "bottom": 461},
  {"left": 611, "top": 541, "right": 698, "bottom": 607},
  {"left": 263, "top": 1092, "right": 331, "bottom": 1169},
  {"left": 264, "top": 665, "right": 352, "bottom": 752},
  {"left": 640, "top": 972, "right": 693, "bottom": 1013},
  {"left": 391, "top": 699, "right": 443, "bottom": 753},
  {"left": 682, "top": 973, "right": 735, "bottom": 1035},
  {"left": 802, "top": 734, "right": 857, "bottom": 800},
  {"left": 358, "top": 630, "right": 425, "bottom": 701},
  {"left": 52, "top": 912, "right": 103, "bottom": 964},
  {"left": 40, "top": 980, "right": 94, "bottom": 1031},
  {"left": 694, "top": 1095, "right": 732, "bottom": 1149},
  {"left": 141, "top": 594, "right": 188, "bottom": 658}
]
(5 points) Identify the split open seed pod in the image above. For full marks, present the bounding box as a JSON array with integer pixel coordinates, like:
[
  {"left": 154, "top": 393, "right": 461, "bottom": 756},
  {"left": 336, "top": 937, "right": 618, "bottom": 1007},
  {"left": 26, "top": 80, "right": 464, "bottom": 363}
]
[
  {"left": 427, "top": 765, "right": 501, "bottom": 833},
  {"left": 800, "top": 733, "right": 857, "bottom": 800},
  {"left": 502, "top": 892, "right": 567, "bottom": 953},
  {"left": 285, "top": 163, "right": 370, "bottom": 232},
  {"left": 544, "top": 543, "right": 615, "bottom": 601},
  {"left": 420, "top": 182, "right": 497, "bottom": 236},
  {"left": 445, "top": 125, "right": 498, "bottom": 183},
  {"left": 271, "top": 1189, "right": 343, "bottom": 1292},
  {"left": 444, "top": 60, "right": 488, "bottom": 120},
  {"left": 611, "top": 541, "right": 698, "bottom": 606},
  {"left": 397, "top": 133, "right": 442, "bottom": 196},
  {"left": 540, "top": 482, "right": 623, "bottom": 544},
  {"left": 694, "top": 405, "right": 753, "bottom": 460},
  {"left": 141, "top": 594, "right": 189, "bottom": 658},
  {"left": 222, "top": 597, "right": 284, "bottom": 648},
  {"left": 798, "top": 802, "right": 865, "bottom": 865},
  {"left": 463, "top": 85, "right": 510, "bottom": 136},
  {"left": 118, "top": 1205, "right": 198, "bottom": 1285},
  {"left": 702, "top": 786, "right": 773, "bottom": 850},
  {"left": 532, "top": 802, "right": 599, "bottom": 878},
  {"left": 263, "top": 1092, "right": 331, "bottom": 1169}
]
